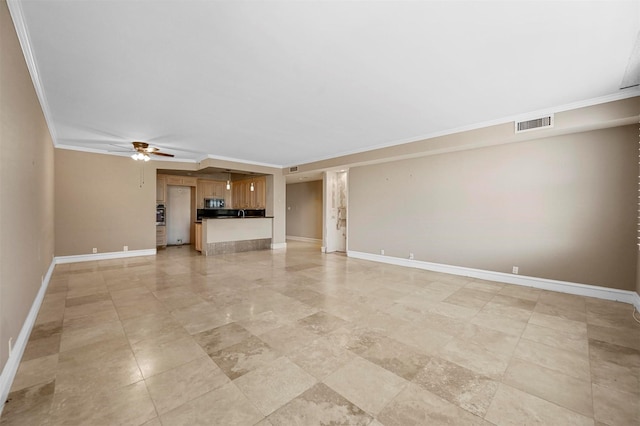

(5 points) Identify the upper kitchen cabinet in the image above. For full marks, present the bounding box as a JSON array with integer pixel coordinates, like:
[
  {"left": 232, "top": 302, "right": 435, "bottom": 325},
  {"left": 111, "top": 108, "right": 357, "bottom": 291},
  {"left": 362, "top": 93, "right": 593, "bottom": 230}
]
[
  {"left": 196, "top": 179, "right": 229, "bottom": 208},
  {"left": 156, "top": 175, "right": 166, "bottom": 202},
  {"left": 233, "top": 176, "right": 266, "bottom": 209},
  {"left": 165, "top": 175, "right": 197, "bottom": 186}
]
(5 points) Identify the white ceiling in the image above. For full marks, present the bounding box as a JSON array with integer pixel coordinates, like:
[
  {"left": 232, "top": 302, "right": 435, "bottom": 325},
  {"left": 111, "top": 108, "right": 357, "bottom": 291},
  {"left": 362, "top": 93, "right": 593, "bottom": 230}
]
[{"left": 10, "top": 1, "right": 640, "bottom": 168}]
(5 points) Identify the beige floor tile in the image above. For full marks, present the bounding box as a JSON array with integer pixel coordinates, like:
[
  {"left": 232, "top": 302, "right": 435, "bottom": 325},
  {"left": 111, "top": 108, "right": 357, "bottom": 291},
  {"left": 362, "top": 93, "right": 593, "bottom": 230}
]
[
  {"left": 258, "top": 324, "right": 319, "bottom": 354},
  {"left": 393, "top": 322, "right": 455, "bottom": 355},
  {"left": 324, "top": 357, "right": 408, "bottom": 415},
  {"left": 287, "top": 336, "right": 356, "bottom": 380},
  {"left": 376, "top": 383, "right": 492, "bottom": 426},
  {"left": 48, "top": 381, "right": 156, "bottom": 426},
  {"left": 63, "top": 299, "right": 117, "bottom": 321},
  {"left": 521, "top": 322, "right": 589, "bottom": 355},
  {"left": 513, "top": 338, "right": 591, "bottom": 382},
  {"left": 59, "top": 319, "right": 125, "bottom": 352},
  {"left": 0, "top": 380, "right": 54, "bottom": 426},
  {"left": 132, "top": 333, "right": 207, "bottom": 378},
  {"left": 233, "top": 356, "right": 317, "bottom": 416},
  {"left": 9, "top": 354, "right": 58, "bottom": 393},
  {"left": 21, "top": 333, "right": 61, "bottom": 362},
  {"left": 297, "top": 310, "right": 348, "bottom": 335},
  {"left": 152, "top": 287, "right": 205, "bottom": 311},
  {"left": 5, "top": 244, "right": 639, "bottom": 425},
  {"left": 457, "top": 323, "right": 521, "bottom": 357},
  {"left": 590, "top": 357, "right": 639, "bottom": 396},
  {"left": 170, "top": 302, "right": 233, "bottom": 334},
  {"left": 413, "top": 357, "right": 499, "bottom": 417},
  {"left": 145, "top": 356, "right": 230, "bottom": 415},
  {"left": 497, "top": 285, "right": 541, "bottom": 302},
  {"left": 592, "top": 383, "right": 639, "bottom": 426},
  {"left": 359, "top": 335, "right": 431, "bottom": 381},
  {"left": 442, "top": 288, "right": 495, "bottom": 309},
  {"left": 470, "top": 311, "right": 528, "bottom": 337},
  {"left": 534, "top": 301, "right": 587, "bottom": 323},
  {"left": 428, "top": 301, "right": 481, "bottom": 320},
  {"left": 193, "top": 322, "right": 253, "bottom": 356},
  {"left": 122, "top": 311, "right": 187, "bottom": 344},
  {"left": 588, "top": 338, "right": 640, "bottom": 370},
  {"left": 490, "top": 293, "right": 537, "bottom": 311},
  {"left": 529, "top": 311, "right": 587, "bottom": 334},
  {"left": 438, "top": 338, "right": 510, "bottom": 380},
  {"left": 54, "top": 336, "right": 141, "bottom": 394},
  {"left": 503, "top": 358, "right": 593, "bottom": 417},
  {"left": 267, "top": 382, "right": 372, "bottom": 425},
  {"left": 485, "top": 384, "right": 594, "bottom": 426},
  {"left": 210, "top": 335, "right": 281, "bottom": 380},
  {"left": 238, "top": 310, "right": 292, "bottom": 335},
  {"left": 587, "top": 323, "right": 640, "bottom": 351}
]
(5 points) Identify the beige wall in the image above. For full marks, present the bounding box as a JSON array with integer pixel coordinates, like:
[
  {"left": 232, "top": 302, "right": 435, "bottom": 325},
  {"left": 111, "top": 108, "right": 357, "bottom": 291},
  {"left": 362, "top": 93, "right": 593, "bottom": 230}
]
[
  {"left": 286, "top": 181, "right": 322, "bottom": 240},
  {"left": 0, "top": 0, "right": 55, "bottom": 370},
  {"left": 349, "top": 125, "right": 637, "bottom": 290},
  {"left": 55, "top": 150, "right": 155, "bottom": 256}
]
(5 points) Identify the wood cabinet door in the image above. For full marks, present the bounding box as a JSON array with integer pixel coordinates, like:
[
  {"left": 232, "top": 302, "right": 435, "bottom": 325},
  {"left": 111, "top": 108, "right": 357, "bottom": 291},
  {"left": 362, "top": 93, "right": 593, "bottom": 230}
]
[
  {"left": 156, "top": 176, "right": 166, "bottom": 202},
  {"left": 254, "top": 177, "right": 266, "bottom": 209}
]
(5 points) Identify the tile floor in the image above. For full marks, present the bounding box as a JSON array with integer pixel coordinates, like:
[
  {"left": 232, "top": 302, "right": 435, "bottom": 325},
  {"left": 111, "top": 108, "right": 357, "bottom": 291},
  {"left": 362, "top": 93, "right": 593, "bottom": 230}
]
[{"left": 1, "top": 241, "right": 639, "bottom": 425}]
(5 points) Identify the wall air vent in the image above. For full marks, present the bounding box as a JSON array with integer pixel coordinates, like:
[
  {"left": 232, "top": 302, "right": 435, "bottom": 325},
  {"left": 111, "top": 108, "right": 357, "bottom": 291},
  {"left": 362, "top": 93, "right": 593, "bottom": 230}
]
[
  {"left": 515, "top": 114, "right": 554, "bottom": 134},
  {"left": 289, "top": 166, "right": 298, "bottom": 173}
]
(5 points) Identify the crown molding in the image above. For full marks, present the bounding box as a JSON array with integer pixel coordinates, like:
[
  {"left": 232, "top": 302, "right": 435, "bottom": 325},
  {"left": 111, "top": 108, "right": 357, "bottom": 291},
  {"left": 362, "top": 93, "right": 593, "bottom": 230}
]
[
  {"left": 205, "top": 153, "right": 283, "bottom": 169},
  {"left": 7, "top": 0, "right": 58, "bottom": 146},
  {"left": 284, "top": 88, "right": 640, "bottom": 169}
]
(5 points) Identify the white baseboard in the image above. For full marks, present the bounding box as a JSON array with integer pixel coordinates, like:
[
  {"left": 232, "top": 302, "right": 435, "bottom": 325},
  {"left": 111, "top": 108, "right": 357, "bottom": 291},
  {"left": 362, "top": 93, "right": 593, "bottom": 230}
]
[
  {"left": 348, "top": 251, "right": 640, "bottom": 306},
  {"left": 633, "top": 292, "right": 640, "bottom": 313},
  {"left": 271, "top": 242, "right": 287, "bottom": 250},
  {"left": 0, "top": 259, "right": 55, "bottom": 417},
  {"left": 286, "top": 235, "right": 322, "bottom": 244},
  {"left": 55, "top": 248, "right": 156, "bottom": 264}
]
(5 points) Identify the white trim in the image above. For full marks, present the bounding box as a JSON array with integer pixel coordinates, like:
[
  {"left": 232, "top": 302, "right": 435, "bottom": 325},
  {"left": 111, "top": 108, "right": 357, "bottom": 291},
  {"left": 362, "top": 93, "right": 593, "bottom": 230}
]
[
  {"left": 286, "top": 236, "right": 322, "bottom": 244},
  {"left": 348, "top": 251, "right": 639, "bottom": 306},
  {"left": 633, "top": 292, "right": 640, "bottom": 313},
  {"left": 6, "top": 0, "right": 58, "bottom": 146},
  {"left": 206, "top": 153, "right": 282, "bottom": 169},
  {"left": 270, "top": 242, "right": 287, "bottom": 250},
  {"left": 0, "top": 260, "right": 55, "bottom": 417},
  {"left": 55, "top": 248, "right": 156, "bottom": 264}
]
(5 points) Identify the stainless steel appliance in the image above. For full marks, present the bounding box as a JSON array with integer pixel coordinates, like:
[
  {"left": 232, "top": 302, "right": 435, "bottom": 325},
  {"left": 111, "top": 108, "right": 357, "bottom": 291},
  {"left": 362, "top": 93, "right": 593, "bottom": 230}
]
[
  {"left": 156, "top": 204, "right": 166, "bottom": 225},
  {"left": 204, "top": 198, "right": 225, "bottom": 209}
]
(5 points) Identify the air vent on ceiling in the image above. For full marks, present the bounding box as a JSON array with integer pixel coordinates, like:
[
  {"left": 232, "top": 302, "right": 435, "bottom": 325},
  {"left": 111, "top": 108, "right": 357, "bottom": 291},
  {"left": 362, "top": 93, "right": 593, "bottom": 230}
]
[
  {"left": 515, "top": 115, "right": 554, "bottom": 133},
  {"left": 289, "top": 166, "right": 298, "bottom": 173}
]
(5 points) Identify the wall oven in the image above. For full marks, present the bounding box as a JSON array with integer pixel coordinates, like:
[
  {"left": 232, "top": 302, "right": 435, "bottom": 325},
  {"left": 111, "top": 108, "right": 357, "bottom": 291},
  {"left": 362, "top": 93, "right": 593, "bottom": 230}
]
[{"left": 156, "top": 204, "right": 166, "bottom": 225}]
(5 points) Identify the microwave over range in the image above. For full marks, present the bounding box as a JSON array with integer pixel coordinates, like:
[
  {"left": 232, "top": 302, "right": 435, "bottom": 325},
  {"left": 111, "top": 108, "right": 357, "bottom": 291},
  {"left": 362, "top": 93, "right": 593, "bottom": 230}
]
[{"left": 204, "top": 198, "right": 225, "bottom": 209}]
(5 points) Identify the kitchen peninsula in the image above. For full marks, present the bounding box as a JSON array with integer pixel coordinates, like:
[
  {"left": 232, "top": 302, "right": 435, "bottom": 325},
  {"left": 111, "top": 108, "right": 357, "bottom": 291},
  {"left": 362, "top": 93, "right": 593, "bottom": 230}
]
[{"left": 196, "top": 209, "right": 273, "bottom": 255}]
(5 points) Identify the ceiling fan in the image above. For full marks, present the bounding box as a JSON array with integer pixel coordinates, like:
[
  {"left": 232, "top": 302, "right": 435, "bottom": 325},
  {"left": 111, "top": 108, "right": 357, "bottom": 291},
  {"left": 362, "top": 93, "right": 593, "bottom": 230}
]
[{"left": 130, "top": 141, "right": 174, "bottom": 161}]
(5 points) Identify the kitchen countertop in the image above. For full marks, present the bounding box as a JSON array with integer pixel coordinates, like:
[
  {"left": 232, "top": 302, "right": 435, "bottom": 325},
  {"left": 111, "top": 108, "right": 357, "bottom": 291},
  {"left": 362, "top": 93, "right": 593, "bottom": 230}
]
[{"left": 196, "top": 217, "right": 273, "bottom": 223}]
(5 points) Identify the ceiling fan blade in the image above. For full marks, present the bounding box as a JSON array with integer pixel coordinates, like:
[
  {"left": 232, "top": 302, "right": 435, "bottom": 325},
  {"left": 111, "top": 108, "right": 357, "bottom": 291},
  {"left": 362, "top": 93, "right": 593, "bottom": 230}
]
[{"left": 151, "top": 152, "right": 175, "bottom": 157}]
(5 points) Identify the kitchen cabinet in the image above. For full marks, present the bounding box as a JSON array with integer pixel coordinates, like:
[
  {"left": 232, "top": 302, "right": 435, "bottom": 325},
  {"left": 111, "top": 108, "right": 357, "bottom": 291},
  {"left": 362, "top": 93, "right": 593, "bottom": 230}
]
[
  {"left": 165, "top": 175, "right": 197, "bottom": 186},
  {"left": 233, "top": 176, "right": 266, "bottom": 209},
  {"left": 196, "top": 179, "right": 231, "bottom": 208},
  {"left": 156, "top": 226, "right": 167, "bottom": 248},
  {"left": 156, "top": 175, "right": 166, "bottom": 203},
  {"left": 194, "top": 222, "right": 202, "bottom": 252}
]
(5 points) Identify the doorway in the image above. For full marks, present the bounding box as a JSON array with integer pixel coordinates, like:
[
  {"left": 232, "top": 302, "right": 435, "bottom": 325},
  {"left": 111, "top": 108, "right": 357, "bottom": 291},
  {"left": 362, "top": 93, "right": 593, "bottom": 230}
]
[{"left": 323, "top": 170, "right": 348, "bottom": 253}]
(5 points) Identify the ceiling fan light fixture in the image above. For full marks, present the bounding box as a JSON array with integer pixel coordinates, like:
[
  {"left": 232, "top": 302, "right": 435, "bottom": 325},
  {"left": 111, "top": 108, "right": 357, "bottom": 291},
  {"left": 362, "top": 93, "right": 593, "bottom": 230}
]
[{"left": 131, "top": 152, "right": 150, "bottom": 161}]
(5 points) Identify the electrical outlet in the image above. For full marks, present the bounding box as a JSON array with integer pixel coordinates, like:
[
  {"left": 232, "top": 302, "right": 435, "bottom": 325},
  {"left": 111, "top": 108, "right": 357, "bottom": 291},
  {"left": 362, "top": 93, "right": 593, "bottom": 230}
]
[
  {"left": 380, "top": 249, "right": 385, "bottom": 255},
  {"left": 512, "top": 266, "right": 519, "bottom": 274},
  {"left": 92, "top": 248, "right": 97, "bottom": 254},
  {"left": 123, "top": 246, "right": 128, "bottom": 251},
  {"left": 409, "top": 253, "right": 414, "bottom": 260}
]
